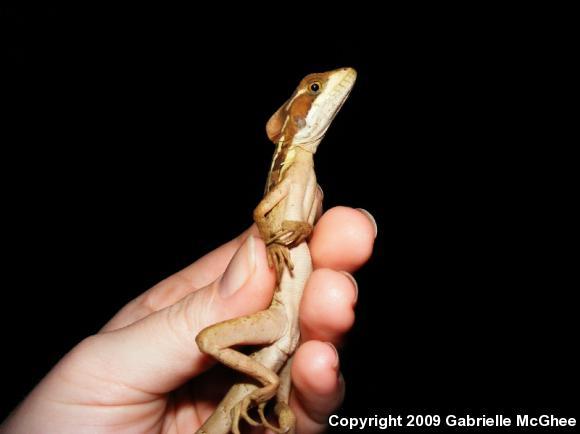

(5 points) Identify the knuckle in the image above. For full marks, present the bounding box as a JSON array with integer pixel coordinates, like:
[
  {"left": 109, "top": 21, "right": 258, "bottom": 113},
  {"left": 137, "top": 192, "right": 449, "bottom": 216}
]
[{"left": 164, "top": 294, "right": 206, "bottom": 353}]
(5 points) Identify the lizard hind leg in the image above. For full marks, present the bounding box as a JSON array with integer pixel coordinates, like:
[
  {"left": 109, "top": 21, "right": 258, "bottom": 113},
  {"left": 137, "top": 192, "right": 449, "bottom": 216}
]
[
  {"left": 195, "top": 307, "right": 287, "bottom": 433},
  {"left": 254, "top": 355, "right": 296, "bottom": 434},
  {"left": 234, "top": 350, "right": 296, "bottom": 433}
]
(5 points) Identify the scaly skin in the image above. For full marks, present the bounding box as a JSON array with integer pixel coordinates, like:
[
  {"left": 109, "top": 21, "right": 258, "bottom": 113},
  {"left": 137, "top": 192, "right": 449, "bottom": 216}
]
[{"left": 196, "top": 68, "right": 356, "bottom": 434}]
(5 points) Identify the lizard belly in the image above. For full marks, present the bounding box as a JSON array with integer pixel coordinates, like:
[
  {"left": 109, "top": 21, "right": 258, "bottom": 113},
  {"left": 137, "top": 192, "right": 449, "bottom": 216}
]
[{"left": 273, "top": 242, "right": 312, "bottom": 354}]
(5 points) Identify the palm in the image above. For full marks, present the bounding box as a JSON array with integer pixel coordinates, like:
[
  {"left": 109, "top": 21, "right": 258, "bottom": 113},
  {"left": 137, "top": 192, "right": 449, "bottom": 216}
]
[{"left": 1, "top": 207, "right": 374, "bottom": 434}]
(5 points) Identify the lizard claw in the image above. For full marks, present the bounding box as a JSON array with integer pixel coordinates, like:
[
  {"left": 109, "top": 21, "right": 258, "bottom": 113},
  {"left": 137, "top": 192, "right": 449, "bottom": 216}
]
[
  {"left": 257, "top": 401, "right": 296, "bottom": 433},
  {"left": 231, "top": 397, "right": 261, "bottom": 434},
  {"left": 231, "top": 403, "right": 242, "bottom": 434},
  {"left": 267, "top": 244, "right": 294, "bottom": 282},
  {"left": 234, "top": 398, "right": 295, "bottom": 434},
  {"left": 268, "top": 220, "right": 313, "bottom": 248},
  {"left": 266, "top": 220, "right": 311, "bottom": 281},
  {"left": 240, "top": 396, "right": 262, "bottom": 427},
  {"left": 257, "top": 402, "right": 269, "bottom": 426}
]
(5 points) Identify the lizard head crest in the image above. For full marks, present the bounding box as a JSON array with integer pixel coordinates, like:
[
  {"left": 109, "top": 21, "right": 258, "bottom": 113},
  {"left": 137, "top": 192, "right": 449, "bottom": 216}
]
[{"left": 266, "top": 67, "right": 357, "bottom": 153}]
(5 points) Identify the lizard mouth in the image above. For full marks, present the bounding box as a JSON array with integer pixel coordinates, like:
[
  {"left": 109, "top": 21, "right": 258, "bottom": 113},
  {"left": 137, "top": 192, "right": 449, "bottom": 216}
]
[
  {"left": 322, "top": 68, "right": 357, "bottom": 126},
  {"left": 294, "top": 68, "right": 357, "bottom": 149},
  {"left": 332, "top": 68, "right": 357, "bottom": 101}
]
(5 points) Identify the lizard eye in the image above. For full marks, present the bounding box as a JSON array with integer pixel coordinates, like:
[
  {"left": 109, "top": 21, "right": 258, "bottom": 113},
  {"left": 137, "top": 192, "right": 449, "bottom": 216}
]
[{"left": 309, "top": 81, "right": 321, "bottom": 94}]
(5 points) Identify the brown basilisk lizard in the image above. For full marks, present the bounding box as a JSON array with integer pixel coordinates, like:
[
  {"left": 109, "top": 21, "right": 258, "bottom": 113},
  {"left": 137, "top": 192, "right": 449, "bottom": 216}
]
[{"left": 195, "top": 67, "right": 357, "bottom": 434}]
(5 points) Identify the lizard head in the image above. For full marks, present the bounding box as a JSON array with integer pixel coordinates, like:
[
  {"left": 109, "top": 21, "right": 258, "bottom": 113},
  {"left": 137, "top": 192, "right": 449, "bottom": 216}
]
[{"left": 266, "top": 67, "right": 357, "bottom": 153}]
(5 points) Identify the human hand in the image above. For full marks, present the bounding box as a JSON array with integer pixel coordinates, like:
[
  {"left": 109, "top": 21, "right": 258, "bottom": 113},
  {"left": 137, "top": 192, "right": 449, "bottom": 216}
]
[{"left": 1, "top": 206, "right": 376, "bottom": 434}]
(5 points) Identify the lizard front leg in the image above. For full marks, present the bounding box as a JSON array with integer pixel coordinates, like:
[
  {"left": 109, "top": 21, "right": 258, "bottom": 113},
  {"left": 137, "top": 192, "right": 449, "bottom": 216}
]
[
  {"left": 254, "top": 177, "right": 291, "bottom": 241},
  {"left": 254, "top": 177, "right": 293, "bottom": 280},
  {"left": 252, "top": 355, "right": 296, "bottom": 434},
  {"left": 268, "top": 176, "right": 321, "bottom": 248},
  {"left": 266, "top": 220, "right": 312, "bottom": 282},
  {"left": 268, "top": 220, "right": 313, "bottom": 247}
]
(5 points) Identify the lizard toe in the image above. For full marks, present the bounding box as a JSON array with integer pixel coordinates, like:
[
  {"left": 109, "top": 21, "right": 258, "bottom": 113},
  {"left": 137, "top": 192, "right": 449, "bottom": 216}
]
[{"left": 240, "top": 396, "right": 262, "bottom": 427}]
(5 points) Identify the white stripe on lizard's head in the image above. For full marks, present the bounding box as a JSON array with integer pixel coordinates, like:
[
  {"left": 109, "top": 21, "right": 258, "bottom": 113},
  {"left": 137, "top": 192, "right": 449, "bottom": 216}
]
[
  {"left": 265, "top": 67, "right": 357, "bottom": 153},
  {"left": 293, "top": 67, "right": 357, "bottom": 152}
]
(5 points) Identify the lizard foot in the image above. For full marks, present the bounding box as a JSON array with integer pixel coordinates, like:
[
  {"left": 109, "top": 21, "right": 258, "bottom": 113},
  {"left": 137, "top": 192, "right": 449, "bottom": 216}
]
[
  {"left": 231, "top": 398, "right": 261, "bottom": 434},
  {"left": 231, "top": 402, "right": 242, "bottom": 434},
  {"left": 268, "top": 220, "right": 313, "bottom": 248},
  {"left": 267, "top": 243, "right": 294, "bottom": 282},
  {"left": 232, "top": 383, "right": 283, "bottom": 432},
  {"left": 239, "top": 395, "right": 262, "bottom": 427},
  {"left": 230, "top": 395, "right": 264, "bottom": 433},
  {"left": 257, "top": 401, "right": 296, "bottom": 434}
]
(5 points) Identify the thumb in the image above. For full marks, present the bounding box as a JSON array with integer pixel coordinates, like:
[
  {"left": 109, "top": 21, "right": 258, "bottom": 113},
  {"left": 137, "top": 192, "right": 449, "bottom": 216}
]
[{"left": 57, "top": 235, "right": 275, "bottom": 397}]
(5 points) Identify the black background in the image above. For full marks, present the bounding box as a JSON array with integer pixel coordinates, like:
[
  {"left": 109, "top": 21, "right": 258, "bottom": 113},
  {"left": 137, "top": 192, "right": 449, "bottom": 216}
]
[{"left": 1, "top": 5, "right": 577, "bottom": 433}]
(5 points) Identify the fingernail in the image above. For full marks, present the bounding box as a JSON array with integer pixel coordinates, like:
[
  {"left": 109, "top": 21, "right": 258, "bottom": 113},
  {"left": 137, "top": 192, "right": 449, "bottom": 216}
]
[
  {"left": 340, "top": 271, "right": 358, "bottom": 304},
  {"left": 357, "top": 208, "right": 378, "bottom": 238},
  {"left": 325, "top": 342, "right": 340, "bottom": 370},
  {"left": 317, "top": 184, "right": 324, "bottom": 201},
  {"left": 219, "top": 235, "right": 256, "bottom": 298}
]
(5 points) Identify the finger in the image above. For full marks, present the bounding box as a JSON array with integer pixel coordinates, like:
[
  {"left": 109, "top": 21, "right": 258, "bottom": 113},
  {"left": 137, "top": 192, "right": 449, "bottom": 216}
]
[
  {"left": 290, "top": 341, "right": 344, "bottom": 434},
  {"left": 178, "top": 225, "right": 261, "bottom": 287},
  {"left": 102, "top": 225, "right": 259, "bottom": 331},
  {"left": 104, "top": 206, "right": 374, "bottom": 332},
  {"left": 310, "top": 206, "right": 377, "bottom": 272},
  {"left": 57, "top": 236, "right": 277, "bottom": 396},
  {"left": 300, "top": 269, "right": 357, "bottom": 345}
]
